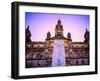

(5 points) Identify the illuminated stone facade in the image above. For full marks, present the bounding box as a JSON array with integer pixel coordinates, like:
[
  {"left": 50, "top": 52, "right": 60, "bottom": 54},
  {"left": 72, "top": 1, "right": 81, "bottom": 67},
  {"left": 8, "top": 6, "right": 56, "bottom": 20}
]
[{"left": 25, "top": 19, "right": 89, "bottom": 68}]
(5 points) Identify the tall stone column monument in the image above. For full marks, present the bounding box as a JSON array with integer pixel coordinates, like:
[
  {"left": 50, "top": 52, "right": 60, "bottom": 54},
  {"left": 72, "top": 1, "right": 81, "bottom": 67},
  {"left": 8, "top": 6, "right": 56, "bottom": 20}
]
[{"left": 52, "top": 40, "right": 66, "bottom": 67}]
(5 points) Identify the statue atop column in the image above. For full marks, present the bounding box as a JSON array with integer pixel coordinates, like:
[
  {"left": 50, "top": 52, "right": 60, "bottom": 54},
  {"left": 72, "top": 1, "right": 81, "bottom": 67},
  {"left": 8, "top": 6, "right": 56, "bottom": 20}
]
[
  {"left": 46, "top": 32, "right": 51, "bottom": 39},
  {"left": 26, "top": 26, "right": 32, "bottom": 43},
  {"left": 84, "top": 28, "right": 89, "bottom": 43},
  {"left": 67, "top": 32, "right": 71, "bottom": 39}
]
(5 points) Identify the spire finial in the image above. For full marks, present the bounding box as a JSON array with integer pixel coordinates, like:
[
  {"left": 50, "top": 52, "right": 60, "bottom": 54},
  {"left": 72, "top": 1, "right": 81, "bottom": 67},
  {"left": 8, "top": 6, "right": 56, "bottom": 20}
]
[{"left": 58, "top": 17, "right": 61, "bottom": 24}]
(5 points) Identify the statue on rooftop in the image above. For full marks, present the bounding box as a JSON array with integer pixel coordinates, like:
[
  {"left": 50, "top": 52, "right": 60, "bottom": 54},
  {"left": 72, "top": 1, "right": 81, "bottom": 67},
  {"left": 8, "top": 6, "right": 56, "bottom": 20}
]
[{"left": 67, "top": 32, "right": 71, "bottom": 39}]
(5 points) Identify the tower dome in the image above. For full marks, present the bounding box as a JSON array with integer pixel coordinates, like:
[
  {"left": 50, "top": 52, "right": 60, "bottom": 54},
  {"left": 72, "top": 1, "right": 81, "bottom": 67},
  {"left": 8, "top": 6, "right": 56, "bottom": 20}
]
[{"left": 58, "top": 18, "right": 61, "bottom": 24}]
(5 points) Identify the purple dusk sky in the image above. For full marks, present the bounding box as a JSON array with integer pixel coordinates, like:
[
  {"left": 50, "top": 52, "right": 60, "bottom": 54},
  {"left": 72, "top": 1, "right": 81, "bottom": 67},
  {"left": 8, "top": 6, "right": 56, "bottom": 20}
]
[{"left": 25, "top": 12, "right": 89, "bottom": 42}]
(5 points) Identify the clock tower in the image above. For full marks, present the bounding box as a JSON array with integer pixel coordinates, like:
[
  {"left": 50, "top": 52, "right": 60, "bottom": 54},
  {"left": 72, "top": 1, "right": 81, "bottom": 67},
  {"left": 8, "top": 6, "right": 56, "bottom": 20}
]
[{"left": 55, "top": 18, "right": 63, "bottom": 37}]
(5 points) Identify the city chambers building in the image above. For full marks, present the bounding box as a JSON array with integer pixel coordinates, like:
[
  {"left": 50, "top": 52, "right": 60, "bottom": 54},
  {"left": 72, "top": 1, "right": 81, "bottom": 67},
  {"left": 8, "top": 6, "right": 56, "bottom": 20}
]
[{"left": 25, "top": 19, "right": 89, "bottom": 68}]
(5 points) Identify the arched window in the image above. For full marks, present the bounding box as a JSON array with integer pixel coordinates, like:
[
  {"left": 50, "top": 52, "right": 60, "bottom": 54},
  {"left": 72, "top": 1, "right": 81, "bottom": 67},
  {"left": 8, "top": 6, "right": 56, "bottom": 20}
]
[
  {"left": 66, "top": 60, "right": 70, "bottom": 65},
  {"left": 76, "top": 60, "right": 78, "bottom": 65},
  {"left": 82, "top": 60, "right": 84, "bottom": 64}
]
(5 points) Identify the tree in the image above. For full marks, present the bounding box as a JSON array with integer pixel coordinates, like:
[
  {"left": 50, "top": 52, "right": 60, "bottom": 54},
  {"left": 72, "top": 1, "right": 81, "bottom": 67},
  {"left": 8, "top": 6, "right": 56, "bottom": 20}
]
[
  {"left": 84, "top": 28, "right": 89, "bottom": 43},
  {"left": 26, "top": 26, "right": 32, "bottom": 43},
  {"left": 46, "top": 32, "right": 51, "bottom": 39}
]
